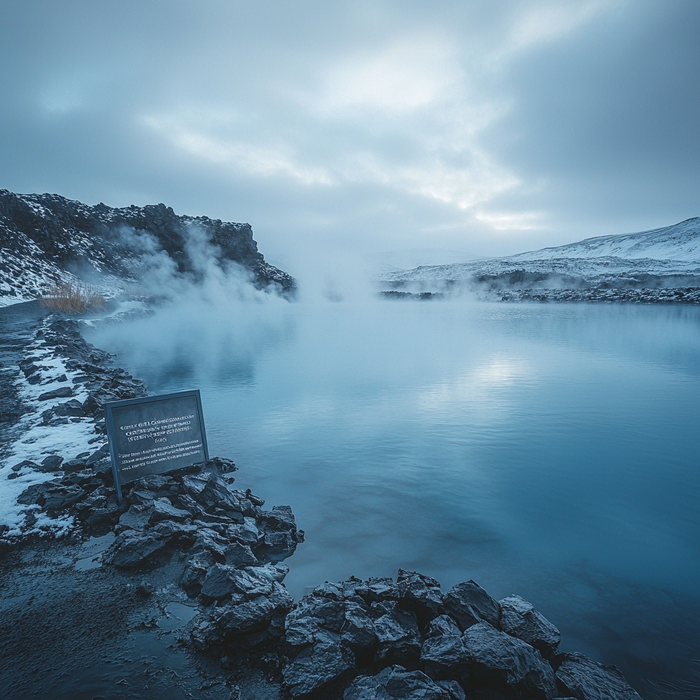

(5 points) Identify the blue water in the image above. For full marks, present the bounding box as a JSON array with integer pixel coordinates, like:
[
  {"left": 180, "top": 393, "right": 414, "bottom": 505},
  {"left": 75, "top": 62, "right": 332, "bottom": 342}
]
[{"left": 87, "top": 300, "right": 700, "bottom": 695}]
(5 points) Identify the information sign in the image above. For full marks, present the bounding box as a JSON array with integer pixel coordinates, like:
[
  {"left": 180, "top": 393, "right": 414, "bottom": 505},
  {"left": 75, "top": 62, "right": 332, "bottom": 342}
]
[{"left": 104, "top": 390, "right": 209, "bottom": 500}]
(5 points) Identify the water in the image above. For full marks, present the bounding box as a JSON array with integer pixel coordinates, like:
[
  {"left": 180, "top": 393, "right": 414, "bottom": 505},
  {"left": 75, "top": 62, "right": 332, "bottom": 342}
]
[{"left": 86, "top": 300, "right": 700, "bottom": 695}]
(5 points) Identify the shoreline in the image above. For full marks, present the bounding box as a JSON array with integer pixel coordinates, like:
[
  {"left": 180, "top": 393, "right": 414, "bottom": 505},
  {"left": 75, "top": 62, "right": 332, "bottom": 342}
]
[{"left": 0, "top": 305, "right": 645, "bottom": 699}]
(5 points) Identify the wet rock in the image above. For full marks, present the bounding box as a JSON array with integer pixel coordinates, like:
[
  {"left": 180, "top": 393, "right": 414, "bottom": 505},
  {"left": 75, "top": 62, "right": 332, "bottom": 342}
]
[
  {"left": 150, "top": 497, "right": 190, "bottom": 522},
  {"left": 341, "top": 600, "right": 377, "bottom": 653},
  {"left": 62, "top": 458, "right": 88, "bottom": 473},
  {"left": 106, "top": 530, "right": 169, "bottom": 568},
  {"left": 182, "top": 550, "right": 217, "bottom": 595},
  {"left": 285, "top": 593, "right": 345, "bottom": 648},
  {"left": 345, "top": 665, "right": 459, "bottom": 700},
  {"left": 462, "top": 621, "right": 557, "bottom": 699},
  {"left": 118, "top": 505, "right": 151, "bottom": 531},
  {"left": 499, "top": 595, "right": 561, "bottom": 657},
  {"left": 201, "top": 563, "right": 288, "bottom": 602},
  {"left": 420, "top": 632, "right": 469, "bottom": 679},
  {"left": 11, "top": 460, "right": 40, "bottom": 473},
  {"left": 397, "top": 569, "right": 443, "bottom": 623},
  {"left": 283, "top": 630, "right": 356, "bottom": 698},
  {"left": 54, "top": 399, "right": 84, "bottom": 417},
  {"left": 366, "top": 576, "right": 399, "bottom": 602},
  {"left": 425, "top": 615, "right": 461, "bottom": 639},
  {"left": 555, "top": 652, "right": 643, "bottom": 700},
  {"left": 374, "top": 605, "right": 422, "bottom": 670},
  {"left": 42, "top": 484, "right": 85, "bottom": 513},
  {"left": 224, "top": 542, "right": 259, "bottom": 567},
  {"left": 443, "top": 580, "right": 501, "bottom": 631},
  {"left": 37, "top": 386, "right": 73, "bottom": 401},
  {"left": 40, "top": 455, "right": 64, "bottom": 472}
]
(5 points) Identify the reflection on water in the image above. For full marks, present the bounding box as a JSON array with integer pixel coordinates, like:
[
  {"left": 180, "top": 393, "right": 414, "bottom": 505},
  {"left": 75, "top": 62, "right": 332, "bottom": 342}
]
[{"left": 86, "top": 300, "right": 700, "bottom": 694}]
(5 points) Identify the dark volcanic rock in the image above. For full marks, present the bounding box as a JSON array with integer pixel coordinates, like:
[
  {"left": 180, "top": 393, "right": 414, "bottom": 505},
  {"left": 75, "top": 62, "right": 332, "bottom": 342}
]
[
  {"left": 374, "top": 605, "right": 422, "bottom": 669},
  {"left": 106, "top": 530, "right": 169, "bottom": 568},
  {"left": 397, "top": 568, "right": 443, "bottom": 623},
  {"left": 37, "top": 386, "right": 73, "bottom": 401},
  {"left": 462, "top": 622, "right": 557, "bottom": 699},
  {"left": 0, "top": 189, "right": 296, "bottom": 299},
  {"left": 443, "top": 579, "right": 501, "bottom": 631},
  {"left": 555, "top": 652, "right": 644, "bottom": 700},
  {"left": 40, "top": 455, "right": 64, "bottom": 472},
  {"left": 499, "top": 594, "right": 561, "bottom": 657},
  {"left": 283, "top": 630, "right": 356, "bottom": 698},
  {"left": 345, "top": 665, "right": 463, "bottom": 700}
]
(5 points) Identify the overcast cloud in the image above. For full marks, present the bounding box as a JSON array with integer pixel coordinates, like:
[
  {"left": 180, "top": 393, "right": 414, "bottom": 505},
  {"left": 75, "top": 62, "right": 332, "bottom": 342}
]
[{"left": 1, "top": 0, "right": 699, "bottom": 278}]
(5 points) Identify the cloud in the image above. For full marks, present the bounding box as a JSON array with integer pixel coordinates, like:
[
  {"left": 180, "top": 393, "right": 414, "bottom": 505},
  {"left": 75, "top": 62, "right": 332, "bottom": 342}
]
[{"left": 0, "top": 0, "right": 698, "bottom": 271}]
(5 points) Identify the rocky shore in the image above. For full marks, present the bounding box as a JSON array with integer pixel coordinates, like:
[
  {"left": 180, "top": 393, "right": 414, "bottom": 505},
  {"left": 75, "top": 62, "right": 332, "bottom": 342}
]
[{"left": 0, "top": 312, "right": 645, "bottom": 699}]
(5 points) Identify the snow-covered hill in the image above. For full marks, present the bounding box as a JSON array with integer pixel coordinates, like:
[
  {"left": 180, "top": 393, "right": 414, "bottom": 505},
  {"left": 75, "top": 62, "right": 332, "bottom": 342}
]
[
  {"left": 0, "top": 190, "right": 295, "bottom": 306},
  {"left": 380, "top": 218, "right": 700, "bottom": 303}
]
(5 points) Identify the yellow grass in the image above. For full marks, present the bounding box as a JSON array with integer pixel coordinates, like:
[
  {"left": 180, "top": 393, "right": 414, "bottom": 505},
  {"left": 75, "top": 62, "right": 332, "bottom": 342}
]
[{"left": 39, "top": 283, "right": 106, "bottom": 314}]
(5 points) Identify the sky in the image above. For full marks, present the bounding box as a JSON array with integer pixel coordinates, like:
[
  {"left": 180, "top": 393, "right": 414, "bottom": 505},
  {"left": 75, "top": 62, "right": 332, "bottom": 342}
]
[{"left": 1, "top": 0, "right": 699, "bottom": 277}]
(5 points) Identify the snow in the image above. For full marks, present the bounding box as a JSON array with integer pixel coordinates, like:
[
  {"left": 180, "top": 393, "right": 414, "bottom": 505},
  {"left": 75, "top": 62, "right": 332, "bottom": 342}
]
[
  {"left": 382, "top": 218, "right": 700, "bottom": 286},
  {"left": 0, "top": 330, "right": 103, "bottom": 538}
]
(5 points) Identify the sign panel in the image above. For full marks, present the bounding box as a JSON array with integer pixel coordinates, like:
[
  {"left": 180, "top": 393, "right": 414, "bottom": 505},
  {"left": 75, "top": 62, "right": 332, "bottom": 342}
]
[{"left": 105, "top": 390, "right": 209, "bottom": 500}]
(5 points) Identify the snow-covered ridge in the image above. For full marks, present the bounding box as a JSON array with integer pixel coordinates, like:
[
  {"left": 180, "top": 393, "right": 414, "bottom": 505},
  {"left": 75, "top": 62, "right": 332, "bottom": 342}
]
[
  {"left": 0, "top": 189, "right": 296, "bottom": 306},
  {"left": 380, "top": 218, "right": 700, "bottom": 302},
  {"left": 511, "top": 217, "right": 700, "bottom": 263}
]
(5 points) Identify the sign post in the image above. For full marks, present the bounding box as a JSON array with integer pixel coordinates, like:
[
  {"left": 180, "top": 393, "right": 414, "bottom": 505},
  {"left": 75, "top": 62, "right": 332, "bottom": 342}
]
[{"left": 104, "top": 390, "right": 209, "bottom": 501}]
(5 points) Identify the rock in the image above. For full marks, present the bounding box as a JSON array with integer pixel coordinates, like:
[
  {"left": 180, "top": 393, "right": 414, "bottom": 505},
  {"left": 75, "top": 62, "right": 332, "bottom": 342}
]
[
  {"left": 425, "top": 615, "right": 461, "bottom": 638},
  {"left": 118, "top": 505, "right": 151, "bottom": 531},
  {"left": 397, "top": 569, "right": 443, "bottom": 623},
  {"left": 462, "top": 621, "right": 557, "bottom": 699},
  {"left": 149, "top": 497, "right": 190, "bottom": 522},
  {"left": 40, "top": 455, "right": 64, "bottom": 472},
  {"left": 366, "top": 576, "right": 399, "bottom": 602},
  {"left": 224, "top": 542, "right": 259, "bottom": 567},
  {"left": 37, "top": 386, "right": 73, "bottom": 401},
  {"left": 555, "top": 652, "right": 643, "bottom": 700},
  {"left": 420, "top": 632, "right": 469, "bottom": 680},
  {"left": 345, "top": 665, "right": 457, "bottom": 700},
  {"left": 285, "top": 594, "right": 345, "bottom": 648},
  {"left": 54, "top": 399, "right": 84, "bottom": 417},
  {"left": 200, "top": 564, "right": 285, "bottom": 602},
  {"left": 42, "top": 485, "right": 85, "bottom": 513},
  {"left": 443, "top": 580, "right": 501, "bottom": 630},
  {"left": 106, "top": 530, "right": 168, "bottom": 568},
  {"left": 499, "top": 594, "right": 561, "bottom": 657},
  {"left": 11, "top": 460, "right": 40, "bottom": 473},
  {"left": 182, "top": 550, "right": 216, "bottom": 595},
  {"left": 62, "top": 458, "right": 88, "bottom": 473},
  {"left": 341, "top": 600, "right": 377, "bottom": 652},
  {"left": 283, "top": 630, "right": 356, "bottom": 697},
  {"left": 374, "top": 607, "right": 422, "bottom": 669}
]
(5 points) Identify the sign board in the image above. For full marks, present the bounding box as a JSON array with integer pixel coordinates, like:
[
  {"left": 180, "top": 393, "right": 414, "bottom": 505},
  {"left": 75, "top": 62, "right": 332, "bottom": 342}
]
[{"left": 105, "top": 390, "right": 209, "bottom": 500}]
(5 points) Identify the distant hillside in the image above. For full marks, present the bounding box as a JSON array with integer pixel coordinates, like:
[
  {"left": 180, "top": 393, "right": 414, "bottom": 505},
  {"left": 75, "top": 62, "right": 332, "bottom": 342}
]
[
  {"left": 380, "top": 218, "right": 700, "bottom": 304},
  {"left": 0, "top": 190, "right": 295, "bottom": 306}
]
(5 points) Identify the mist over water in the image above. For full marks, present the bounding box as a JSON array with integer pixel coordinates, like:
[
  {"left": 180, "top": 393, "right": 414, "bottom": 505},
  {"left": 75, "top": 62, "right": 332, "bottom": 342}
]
[{"left": 86, "top": 298, "right": 700, "bottom": 693}]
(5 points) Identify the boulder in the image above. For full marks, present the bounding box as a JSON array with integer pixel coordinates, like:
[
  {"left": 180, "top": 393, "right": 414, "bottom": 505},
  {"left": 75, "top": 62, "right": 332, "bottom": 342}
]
[
  {"left": 344, "top": 665, "right": 460, "bottom": 700},
  {"left": 106, "top": 530, "right": 169, "bottom": 568},
  {"left": 366, "top": 576, "right": 399, "bottom": 602},
  {"left": 443, "top": 580, "right": 501, "bottom": 631},
  {"left": 283, "top": 630, "right": 356, "bottom": 698},
  {"left": 374, "top": 606, "right": 422, "bottom": 669},
  {"left": 40, "top": 455, "right": 64, "bottom": 472},
  {"left": 555, "top": 652, "right": 643, "bottom": 700},
  {"left": 425, "top": 615, "right": 462, "bottom": 639},
  {"left": 462, "top": 622, "right": 557, "bottom": 699},
  {"left": 37, "top": 386, "right": 73, "bottom": 401},
  {"left": 285, "top": 593, "right": 345, "bottom": 647},
  {"left": 224, "top": 542, "right": 259, "bottom": 567},
  {"left": 182, "top": 550, "right": 216, "bottom": 595},
  {"left": 499, "top": 595, "right": 561, "bottom": 657},
  {"left": 397, "top": 569, "right": 443, "bottom": 623},
  {"left": 341, "top": 600, "right": 377, "bottom": 652},
  {"left": 149, "top": 497, "right": 191, "bottom": 523},
  {"left": 421, "top": 632, "right": 469, "bottom": 680}
]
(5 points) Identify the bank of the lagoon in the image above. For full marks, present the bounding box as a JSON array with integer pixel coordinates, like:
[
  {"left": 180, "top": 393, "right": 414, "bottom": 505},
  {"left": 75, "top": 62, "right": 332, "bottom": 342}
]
[
  {"left": 1, "top": 299, "right": 697, "bottom": 698},
  {"left": 86, "top": 299, "right": 700, "bottom": 695}
]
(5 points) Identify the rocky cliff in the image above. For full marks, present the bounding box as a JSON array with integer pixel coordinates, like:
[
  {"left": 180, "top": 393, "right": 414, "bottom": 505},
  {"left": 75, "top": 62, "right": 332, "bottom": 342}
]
[{"left": 0, "top": 190, "right": 295, "bottom": 304}]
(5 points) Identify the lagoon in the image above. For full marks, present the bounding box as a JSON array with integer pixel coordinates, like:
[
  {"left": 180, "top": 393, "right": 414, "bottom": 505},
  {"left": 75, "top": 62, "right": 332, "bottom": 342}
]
[{"left": 87, "top": 300, "right": 700, "bottom": 695}]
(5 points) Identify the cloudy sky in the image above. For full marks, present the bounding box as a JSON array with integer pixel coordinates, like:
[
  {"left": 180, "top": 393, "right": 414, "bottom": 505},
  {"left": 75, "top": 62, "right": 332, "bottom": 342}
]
[{"left": 1, "top": 0, "right": 699, "bottom": 275}]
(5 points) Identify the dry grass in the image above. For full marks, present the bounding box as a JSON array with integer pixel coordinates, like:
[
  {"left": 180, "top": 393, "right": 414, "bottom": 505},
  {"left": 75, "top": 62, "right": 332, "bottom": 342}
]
[{"left": 39, "top": 283, "right": 106, "bottom": 314}]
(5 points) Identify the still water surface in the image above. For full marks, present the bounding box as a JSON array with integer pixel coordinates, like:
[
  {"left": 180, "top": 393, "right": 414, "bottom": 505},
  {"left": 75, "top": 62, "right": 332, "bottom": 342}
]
[{"left": 87, "top": 300, "right": 700, "bottom": 694}]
